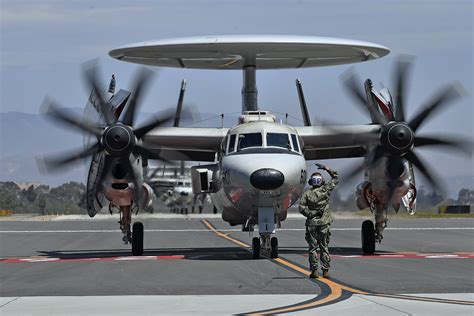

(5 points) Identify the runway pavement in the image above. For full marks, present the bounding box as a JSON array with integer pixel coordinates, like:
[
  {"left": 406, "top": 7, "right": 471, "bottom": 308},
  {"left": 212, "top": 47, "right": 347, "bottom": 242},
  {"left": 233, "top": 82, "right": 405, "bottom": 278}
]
[{"left": 0, "top": 215, "right": 473, "bottom": 315}]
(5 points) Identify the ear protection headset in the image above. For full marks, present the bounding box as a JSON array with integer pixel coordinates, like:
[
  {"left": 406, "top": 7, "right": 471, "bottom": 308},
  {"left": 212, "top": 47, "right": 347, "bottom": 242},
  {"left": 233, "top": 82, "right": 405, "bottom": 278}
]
[{"left": 308, "top": 172, "right": 325, "bottom": 187}]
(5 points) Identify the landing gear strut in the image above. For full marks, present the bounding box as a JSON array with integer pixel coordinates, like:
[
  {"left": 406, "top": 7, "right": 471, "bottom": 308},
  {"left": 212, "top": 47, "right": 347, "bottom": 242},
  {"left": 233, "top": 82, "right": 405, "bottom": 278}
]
[
  {"left": 118, "top": 205, "right": 144, "bottom": 256},
  {"left": 253, "top": 207, "right": 279, "bottom": 259},
  {"left": 119, "top": 205, "right": 132, "bottom": 244}
]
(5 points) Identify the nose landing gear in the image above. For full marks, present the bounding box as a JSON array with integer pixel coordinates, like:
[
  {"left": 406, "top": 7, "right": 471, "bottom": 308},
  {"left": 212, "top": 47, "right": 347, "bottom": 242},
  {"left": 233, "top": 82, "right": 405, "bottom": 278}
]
[
  {"left": 252, "top": 235, "right": 279, "bottom": 259},
  {"left": 252, "top": 207, "right": 279, "bottom": 259}
]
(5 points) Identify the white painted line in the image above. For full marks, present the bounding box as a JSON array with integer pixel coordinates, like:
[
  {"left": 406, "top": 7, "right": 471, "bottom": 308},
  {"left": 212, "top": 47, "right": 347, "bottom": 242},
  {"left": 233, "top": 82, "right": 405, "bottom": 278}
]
[
  {"left": 19, "top": 258, "right": 59, "bottom": 262},
  {"left": 424, "top": 254, "right": 460, "bottom": 259},
  {"left": 114, "top": 256, "right": 158, "bottom": 261},
  {"left": 0, "top": 227, "right": 473, "bottom": 233}
]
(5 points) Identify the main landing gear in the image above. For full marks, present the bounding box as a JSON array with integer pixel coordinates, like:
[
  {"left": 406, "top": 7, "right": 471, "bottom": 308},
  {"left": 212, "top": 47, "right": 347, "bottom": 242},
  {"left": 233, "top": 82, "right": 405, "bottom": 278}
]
[
  {"left": 361, "top": 199, "right": 388, "bottom": 255},
  {"left": 252, "top": 235, "right": 278, "bottom": 259},
  {"left": 361, "top": 220, "right": 375, "bottom": 254},
  {"left": 117, "top": 205, "right": 144, "bottom": 256},
  {"left": 132, "top": 222, "right": 144, "bottom": 256}
]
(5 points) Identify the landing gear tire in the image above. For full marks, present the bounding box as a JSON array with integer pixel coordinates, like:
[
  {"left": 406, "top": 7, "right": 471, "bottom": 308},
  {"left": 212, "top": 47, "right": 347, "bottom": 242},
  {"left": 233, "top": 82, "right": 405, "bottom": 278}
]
[
  {"left": 132, "top": 222, "right": 144, "bottom": 256},
  {"left": 361, "top": 220, "right": 375, "bottom": 254},
  {"left": 252, "top": 237, "right": 260, "bottom": 259},
  {"left": 270, "top": 237, "right": 278, "bottom": 259}
]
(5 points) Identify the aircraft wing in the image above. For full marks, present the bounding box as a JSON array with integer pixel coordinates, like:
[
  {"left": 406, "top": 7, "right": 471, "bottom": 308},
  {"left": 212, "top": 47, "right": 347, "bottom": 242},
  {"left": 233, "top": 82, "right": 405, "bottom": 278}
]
[
  {"left": 294, "top": 125, "right": 381, "bottom": 160},
  {"left": 142, "top": 127, "right": 229, "bottom": 162}
]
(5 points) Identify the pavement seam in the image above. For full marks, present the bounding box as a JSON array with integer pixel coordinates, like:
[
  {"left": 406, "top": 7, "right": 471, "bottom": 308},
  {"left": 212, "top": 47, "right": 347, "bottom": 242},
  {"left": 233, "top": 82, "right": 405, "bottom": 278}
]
[
  {"left": 369, "top": 293, "right": 474, "bottom": 306},
  {"left": 356, "top": 294, "right": 413, "bottom": 316},
  {"left": 0, "top": 297, "right": 21, "bottom": 308}
]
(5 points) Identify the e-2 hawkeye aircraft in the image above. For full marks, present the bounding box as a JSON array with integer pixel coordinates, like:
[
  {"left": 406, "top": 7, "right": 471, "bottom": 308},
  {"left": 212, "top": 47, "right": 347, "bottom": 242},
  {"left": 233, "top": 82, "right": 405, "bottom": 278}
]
[{"left": 39, "top": 36, "right": 470, "bottom": 257}]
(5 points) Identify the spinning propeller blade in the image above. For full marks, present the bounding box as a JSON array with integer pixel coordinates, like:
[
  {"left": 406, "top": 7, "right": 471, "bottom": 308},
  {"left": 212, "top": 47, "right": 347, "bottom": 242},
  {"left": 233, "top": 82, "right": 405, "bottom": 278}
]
[
  {"left": 38, "top": 63, "right": 182, "bottom": 192},
  {"left": 339, "top": 57, "right": 470, "bottom": 196}
]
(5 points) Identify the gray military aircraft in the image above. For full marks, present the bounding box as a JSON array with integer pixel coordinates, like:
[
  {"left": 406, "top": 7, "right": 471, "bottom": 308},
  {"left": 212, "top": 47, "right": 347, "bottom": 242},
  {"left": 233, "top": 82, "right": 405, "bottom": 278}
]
[{"left": 38, "top": 36, "right": 469, "bottom": 257}]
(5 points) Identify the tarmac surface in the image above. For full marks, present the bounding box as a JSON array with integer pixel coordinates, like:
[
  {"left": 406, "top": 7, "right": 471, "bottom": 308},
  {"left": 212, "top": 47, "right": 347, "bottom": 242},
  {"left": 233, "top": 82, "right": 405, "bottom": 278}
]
[{"left": 0, "top": 215, "right": 473, "bottom": 315}]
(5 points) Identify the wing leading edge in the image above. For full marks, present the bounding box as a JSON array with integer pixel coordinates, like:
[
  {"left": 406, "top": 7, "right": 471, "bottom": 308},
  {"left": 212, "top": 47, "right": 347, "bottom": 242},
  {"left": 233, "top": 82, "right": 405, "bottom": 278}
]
[
  {"left": 295, "top": 125, "right": 381, "bottom": 160},
  {"left": 142, "top": 127, "right": 229, "bottom": 162}
]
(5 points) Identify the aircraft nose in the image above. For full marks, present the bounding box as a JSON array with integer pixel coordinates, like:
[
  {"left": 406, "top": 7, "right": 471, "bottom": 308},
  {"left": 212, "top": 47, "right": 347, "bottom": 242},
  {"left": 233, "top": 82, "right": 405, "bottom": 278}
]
[{"left": 250, "top": 168, "right": 285, "bottom": 190}]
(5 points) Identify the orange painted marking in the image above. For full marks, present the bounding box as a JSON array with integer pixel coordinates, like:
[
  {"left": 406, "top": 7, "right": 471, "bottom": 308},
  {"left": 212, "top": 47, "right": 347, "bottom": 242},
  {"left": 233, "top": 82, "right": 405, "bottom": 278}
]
[{"left": 201, "top": 219, "right": 368, "bottom": 315}]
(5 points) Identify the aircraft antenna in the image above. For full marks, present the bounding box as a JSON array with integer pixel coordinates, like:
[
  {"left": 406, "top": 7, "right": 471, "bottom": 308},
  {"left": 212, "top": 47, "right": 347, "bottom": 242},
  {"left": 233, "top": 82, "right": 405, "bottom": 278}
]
[
  {"left": 296, "top": 79, "right": 312, "bottom": 126},
  {"left": 173, "top": 79, "right": 187, "bottom": 176},
  {"left": 174, "top": 79, "right": 186, "bottom": 127}
]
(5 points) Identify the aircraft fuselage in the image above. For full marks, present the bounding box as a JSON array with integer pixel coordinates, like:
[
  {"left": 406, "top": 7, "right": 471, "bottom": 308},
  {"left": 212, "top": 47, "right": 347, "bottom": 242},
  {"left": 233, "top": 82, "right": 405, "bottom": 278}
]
[{"left": 208, "top": 120, "right": 307, "bottom": 226}]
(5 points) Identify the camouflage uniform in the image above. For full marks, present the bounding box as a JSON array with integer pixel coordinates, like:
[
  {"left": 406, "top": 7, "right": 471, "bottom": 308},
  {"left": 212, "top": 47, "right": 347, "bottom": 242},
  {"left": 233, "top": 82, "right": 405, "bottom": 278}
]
[{"left": 299, "top": 169, "right": 339, "bottom": 272}]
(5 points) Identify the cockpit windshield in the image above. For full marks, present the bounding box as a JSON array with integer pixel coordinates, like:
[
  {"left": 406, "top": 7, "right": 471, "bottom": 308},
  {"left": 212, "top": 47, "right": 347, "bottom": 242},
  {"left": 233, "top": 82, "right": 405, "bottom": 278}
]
[
  {"left": 266, "top": 133, "right": 290, "bottom": 149},
  {"left": 237, "top": 133, "right": 262, "bottom": 150}
]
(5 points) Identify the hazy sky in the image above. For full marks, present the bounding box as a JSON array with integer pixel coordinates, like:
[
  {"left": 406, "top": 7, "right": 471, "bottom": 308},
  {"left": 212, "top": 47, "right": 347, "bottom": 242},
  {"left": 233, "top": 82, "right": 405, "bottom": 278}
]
[{"left": 1, "top": 0, "right": 473, "bottom": 180}]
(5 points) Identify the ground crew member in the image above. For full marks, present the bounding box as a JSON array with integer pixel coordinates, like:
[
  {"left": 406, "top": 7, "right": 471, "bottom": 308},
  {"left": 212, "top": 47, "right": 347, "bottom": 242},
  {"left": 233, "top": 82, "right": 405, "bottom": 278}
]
[{"left": 299, "top": 163, "right": 339, "bottom": 279}]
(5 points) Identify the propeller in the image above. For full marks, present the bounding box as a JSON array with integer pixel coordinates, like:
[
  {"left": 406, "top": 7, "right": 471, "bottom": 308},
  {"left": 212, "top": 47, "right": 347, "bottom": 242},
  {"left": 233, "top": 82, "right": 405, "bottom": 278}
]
[
  {"left": 38, "top": 63, "right": 178, "bottom": 199},
  {"left": 340, "top": 56, "right": 470, "bottom": 202}
]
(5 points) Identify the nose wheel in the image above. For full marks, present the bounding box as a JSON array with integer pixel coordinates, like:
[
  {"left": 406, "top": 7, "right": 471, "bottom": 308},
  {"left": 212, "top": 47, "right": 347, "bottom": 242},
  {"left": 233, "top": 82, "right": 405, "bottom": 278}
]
[
  {"left": 270, "top": 237, "right": 278, "bottom": 258},
  {"left": 252, "top": 235, "right": 278, "bottom": 259},
  {"left": 252, "top": 237, "right": 260, "bottom": 259}
]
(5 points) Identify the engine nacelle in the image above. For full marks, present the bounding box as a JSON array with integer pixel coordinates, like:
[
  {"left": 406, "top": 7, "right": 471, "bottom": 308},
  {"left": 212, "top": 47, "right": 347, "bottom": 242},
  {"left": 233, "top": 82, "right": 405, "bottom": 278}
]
[
  {"left": 355, "top": 181, "right": 373, "bottom": 210},
  {"left": 105, "top": 182, "right": 154, "bottom": 212},
  {"left": 139, "top": 182, "right": 154, "bottom": 211},
  {"left": 401, "top": 183, "right": 417, "bottom": 215}
]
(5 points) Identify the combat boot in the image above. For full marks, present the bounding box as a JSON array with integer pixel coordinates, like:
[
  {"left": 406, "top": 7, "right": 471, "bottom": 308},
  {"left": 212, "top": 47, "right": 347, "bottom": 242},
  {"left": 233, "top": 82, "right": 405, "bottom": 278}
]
[
  {"left": 309, "top": 270, "right": 319, "bottom": 279},
  {"left": 322, "top": 269, "right": 330, "bottom": 278}
]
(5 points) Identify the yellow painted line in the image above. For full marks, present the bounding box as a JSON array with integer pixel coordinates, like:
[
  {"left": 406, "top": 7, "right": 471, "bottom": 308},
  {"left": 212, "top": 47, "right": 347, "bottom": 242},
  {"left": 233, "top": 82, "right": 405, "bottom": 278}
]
[
  {"left": 273, "top": 257, "right": 368, "bottom": 295},
  {"left": 201, "top": 219, "right": 367, "bottom": 314},
  {"left": 246, "top": 257, "right": 344, "bottom": 315},
  {"left": 247, "top": 284, "right": 341, "bottom": 315},
  {"left": 203, "top": 221, "right": 367, "bottom": 294},
  {"left": 202, "top": 220, "right": 250, "bottom": 248},
  {"left": 201, "top": 220, "right": 473, "bottom": 311}
]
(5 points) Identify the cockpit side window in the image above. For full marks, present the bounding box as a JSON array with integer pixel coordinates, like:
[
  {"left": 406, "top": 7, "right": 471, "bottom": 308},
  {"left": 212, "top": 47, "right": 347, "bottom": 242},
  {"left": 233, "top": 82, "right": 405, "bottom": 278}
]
[
  {"left": 291, "top": 134, "right": 300, "bottom": 152},
  {"left": 228, "top": 134, "right": 236, "bottom": 153},
  {"left": 221, "top": 136, "right": 228, "bottom": 154},
  {"left": 267, "top": 133, "right": 290, "bottom": 149},
  {"left": 237, "top": 133, "right": 262, "bottom": 150}
]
